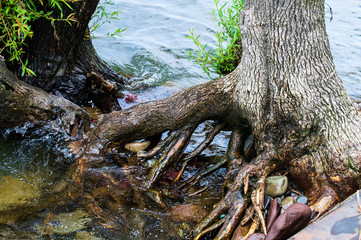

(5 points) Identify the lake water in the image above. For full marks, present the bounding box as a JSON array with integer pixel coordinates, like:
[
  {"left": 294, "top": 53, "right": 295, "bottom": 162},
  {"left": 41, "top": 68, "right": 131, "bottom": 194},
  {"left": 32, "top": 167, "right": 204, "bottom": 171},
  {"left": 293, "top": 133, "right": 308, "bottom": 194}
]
[
  {"left": 0, "top": 0, "right": 360, "bottom": 239},
  {"left": 93, "top": 0, "right": 361, "bottom": 101}
]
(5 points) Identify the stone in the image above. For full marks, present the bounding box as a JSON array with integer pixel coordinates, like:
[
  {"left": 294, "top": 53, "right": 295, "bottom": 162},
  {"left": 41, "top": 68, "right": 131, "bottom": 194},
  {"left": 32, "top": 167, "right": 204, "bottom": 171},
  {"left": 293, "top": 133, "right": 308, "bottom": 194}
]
[
  {"left": 245, "top": 233, "right": 266, "bottom": 240},
  {"left": 38, "top": 210, "right": 91, "bottom": 235},
  {"left": 169, "top": 204, "right": 208, "bottom": 223},
  {"left": 0, "top": 175, "right": 41, "bottom": 224},
  {"left": 265, "top": 203, "right": 312, "bottom": 240},
  {"left": 75, "top": 231, "right": 104, "bottom": 240},
  {"left": 280, "top": 196, "right": 296, "bottom": 213},
  {"left": 265, "top": 176, "right": 288, "bottom": 198},
  {"left": 124, "top": 140, "right": 151, "bottom": 152},
  {"left": 296, "top": 195, "right": 308, "bottom": 205},
  {"left": 144, "top": 158, "right": 157, "bottom": 168},
  {"left": 266, "top": 198, "right": 280, "bottom": 231},
  {"left": 0, "top": 175, "right": 40, "bottom": 212}
]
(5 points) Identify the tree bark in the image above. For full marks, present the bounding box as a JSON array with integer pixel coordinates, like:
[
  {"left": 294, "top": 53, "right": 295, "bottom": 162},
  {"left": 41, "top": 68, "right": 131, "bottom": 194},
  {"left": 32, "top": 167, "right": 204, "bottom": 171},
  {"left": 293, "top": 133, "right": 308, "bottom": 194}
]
[
  {"left": 234, "top": 0, "right": 361, "bottom": 201},
  {"left": 67, "top": 0, "right": 361, "bottom": 238},
  {"left": 6, "top": 0, "right": 125, "bottom": 112},
  {"left": 0, "top": 56, "right": 89, "bottom": 134},
  {"left": 1, "top": 0, "right": 360, "bottom": 238}
]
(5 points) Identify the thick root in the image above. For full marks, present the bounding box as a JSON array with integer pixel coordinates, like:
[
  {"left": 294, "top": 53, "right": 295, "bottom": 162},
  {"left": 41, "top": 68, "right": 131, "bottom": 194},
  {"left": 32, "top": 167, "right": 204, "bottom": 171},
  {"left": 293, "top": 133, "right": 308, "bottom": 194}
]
[
  {"left": 309, "top": 186, "right": 339, "bottom": 220},
  {"left": 193, "top": 152, "right": 276, "bottom": 239}
]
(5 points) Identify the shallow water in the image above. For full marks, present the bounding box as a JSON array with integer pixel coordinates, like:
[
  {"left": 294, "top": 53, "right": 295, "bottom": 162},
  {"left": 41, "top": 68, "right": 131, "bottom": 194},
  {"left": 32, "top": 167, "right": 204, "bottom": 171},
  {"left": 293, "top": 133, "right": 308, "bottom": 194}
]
[{"left": 0, "top": 0, "right": 361, "bottom": 239}]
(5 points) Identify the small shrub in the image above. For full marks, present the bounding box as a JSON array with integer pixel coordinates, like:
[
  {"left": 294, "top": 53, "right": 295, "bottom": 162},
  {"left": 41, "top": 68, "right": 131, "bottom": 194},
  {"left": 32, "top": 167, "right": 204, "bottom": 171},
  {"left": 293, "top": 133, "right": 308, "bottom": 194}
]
[
  {"left": 89, "top": 0, "right": 126, "bottom": 38},
  {"left": 0, "top": 0, "right": 75, "bottom": 76},
  {"left": 187, "top": 0, "right": 244, "bottom": 78}
]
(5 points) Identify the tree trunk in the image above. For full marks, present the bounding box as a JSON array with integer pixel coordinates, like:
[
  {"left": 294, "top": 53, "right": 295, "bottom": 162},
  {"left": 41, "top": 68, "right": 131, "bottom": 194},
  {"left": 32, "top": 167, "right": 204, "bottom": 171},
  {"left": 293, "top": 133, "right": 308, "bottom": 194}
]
[
  {"left": 0, "top": 56, "right": 89, "bottom": 134},
  {"left": 67, "top": 0, "right": 361, "bottom": 238},
  {"left": 6, "top": 0, "right": 125, "bottom": 112},
  {"left": 236, "top": 0, "right": 361, "bottom": 192}
]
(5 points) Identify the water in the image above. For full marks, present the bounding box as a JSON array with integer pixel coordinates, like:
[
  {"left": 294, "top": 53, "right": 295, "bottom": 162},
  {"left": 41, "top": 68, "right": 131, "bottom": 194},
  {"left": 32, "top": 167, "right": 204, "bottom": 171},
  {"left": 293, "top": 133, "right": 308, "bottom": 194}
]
[
  {"left": 1, "top": 0, "right": 361, "bottom": 239},
  {"left": 93, "top": 0, "right": 361, "bottom": 100}
]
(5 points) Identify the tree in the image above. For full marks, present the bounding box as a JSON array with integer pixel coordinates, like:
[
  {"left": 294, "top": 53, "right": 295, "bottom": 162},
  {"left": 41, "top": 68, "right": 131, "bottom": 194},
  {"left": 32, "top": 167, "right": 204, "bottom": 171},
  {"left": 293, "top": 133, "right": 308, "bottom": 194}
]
[
  {"left": 0, "top": 0, "right": 360, "bottom": 239},
  {"left": 1, "top": 0, "right": 125, "bottom": 113},
  {"left": 67, "top": 0, "right": 361, "bottom": 238}
]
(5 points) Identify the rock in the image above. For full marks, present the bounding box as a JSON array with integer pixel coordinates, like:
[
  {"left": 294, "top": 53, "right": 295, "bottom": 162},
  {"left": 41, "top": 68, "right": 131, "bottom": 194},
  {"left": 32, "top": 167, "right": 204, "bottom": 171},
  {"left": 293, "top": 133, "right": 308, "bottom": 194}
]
[
  {"left": 245, "top": 233, "right": 266, "bottom": 240},
  {"left": 280, "top": 196, "right": 296, "bottom": 213},
  {"left": 296, "top": 195, "right": 308, "bottom": 205},
  {"left": 82, "top": 106, "right": 102, "bottom": 120},
  {"left": 0, "top": 175, "right": 41, "bottom": 224},
  {"left": 124, "top": 140, "right": 151, "bottom": 152},
  {"left": 38, "top": 210, "right": 91, "bottom": 235},
  {"left": 0, "top": 175, "right": 41, "bottom": 212},
  {"left": 144, "top": 158, "right": 157, "bottom": 168},
  {"left": 169, "top": 204, "right": 208, "bottom": 223},
  {"left": 266, "top": 198, "right": 280, "bottom": 231},
  {"left": 265, "top": 176, "right": 288, "bottom": 198},
  {"left": 265, "top": 203, "right": 312, "bottom": 240},
  {"left": 75, "top": 231, "right": 104, "bottom": 240}
]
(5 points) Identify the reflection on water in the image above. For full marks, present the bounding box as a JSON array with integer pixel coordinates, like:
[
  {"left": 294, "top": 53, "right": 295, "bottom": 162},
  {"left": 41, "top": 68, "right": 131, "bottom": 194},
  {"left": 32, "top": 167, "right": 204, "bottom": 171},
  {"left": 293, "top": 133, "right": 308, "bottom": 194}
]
[{"left": 1, "top": 0, "right": 361, "bottom": 239}]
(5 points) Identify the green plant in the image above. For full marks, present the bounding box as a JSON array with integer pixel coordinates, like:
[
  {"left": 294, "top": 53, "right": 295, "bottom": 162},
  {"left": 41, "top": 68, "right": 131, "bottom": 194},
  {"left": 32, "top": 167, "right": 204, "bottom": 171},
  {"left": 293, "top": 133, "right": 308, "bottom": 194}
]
[
  {"left": 89, "top": 0, "right": 126, "bottom": 38},
  {"left": 0, "top": 0, "right": 75, "bottom": 76},
  {"left": 187, "top": 0, "right": 244, "bottom": 78}
]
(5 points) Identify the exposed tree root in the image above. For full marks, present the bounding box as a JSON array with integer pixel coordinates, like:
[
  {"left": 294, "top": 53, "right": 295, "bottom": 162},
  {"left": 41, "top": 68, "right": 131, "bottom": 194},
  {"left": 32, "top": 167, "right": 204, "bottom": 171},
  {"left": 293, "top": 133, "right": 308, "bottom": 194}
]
[{"left": 192, "top": 152, "right": 277, "bottom": 239}]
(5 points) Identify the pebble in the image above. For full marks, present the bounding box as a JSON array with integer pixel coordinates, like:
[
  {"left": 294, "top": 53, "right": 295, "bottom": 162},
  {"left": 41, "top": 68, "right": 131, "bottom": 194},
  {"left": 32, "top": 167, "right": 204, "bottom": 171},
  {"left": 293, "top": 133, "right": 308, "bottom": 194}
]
[
  {"left": 265, "top": 203, "right": 312, "bottom": 240},
  {"left": 265, "top": 176, "right": 288, "bottom": 198},
  {"left": 169, "top": 204, "right": 208, "bottom": 223},
  {"left": 125, "top": 140, "right": 151, "bottom": 152},
  {"left": 296, "top": 195, "right": 308, "bottom": 205},
  {"left": 231, "top": 223, "right": 251, "bottom": 240},
  {"left": 280, "top": 196, "right": 296, "bottom": 213}
]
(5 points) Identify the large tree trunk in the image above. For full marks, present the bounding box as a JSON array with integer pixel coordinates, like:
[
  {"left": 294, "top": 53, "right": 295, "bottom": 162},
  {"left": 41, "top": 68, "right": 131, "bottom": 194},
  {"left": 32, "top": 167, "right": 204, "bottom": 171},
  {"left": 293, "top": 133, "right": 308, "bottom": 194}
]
[
  {"left": 236, "top": 0, "right": 361, "bottom": 200},
  {"left": 5, "top": 0, "right": 125, "bottom": 112},
  {"left": 67, "top": 0, "right": 361, "bottom": 239}
]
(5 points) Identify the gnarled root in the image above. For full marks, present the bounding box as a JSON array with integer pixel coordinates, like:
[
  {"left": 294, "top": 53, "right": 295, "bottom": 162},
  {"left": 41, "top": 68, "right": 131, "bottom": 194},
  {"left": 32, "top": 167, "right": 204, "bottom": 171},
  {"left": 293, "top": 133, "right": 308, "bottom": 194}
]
[{"left": 193, "top": 152, "right": 276, "bottom": 239}]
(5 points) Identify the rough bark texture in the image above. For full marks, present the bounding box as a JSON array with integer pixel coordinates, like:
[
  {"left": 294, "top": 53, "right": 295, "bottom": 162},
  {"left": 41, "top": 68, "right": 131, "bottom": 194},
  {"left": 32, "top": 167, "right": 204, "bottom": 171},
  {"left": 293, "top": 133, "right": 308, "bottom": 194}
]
[
  {"left": 6, "top": 0, "right": 124, "bottom": 111},
  {"left": 1, "top": 0, "right": 360, "bottom": 238},
  {"left": 0, "top": 56, "right": 89, "bottom": 132},
  {"left": 66, "top": 0, "right": 361, "bottom": 238},
  {"left": 234, "top": 0, "right": 361, "bottom": 203}
]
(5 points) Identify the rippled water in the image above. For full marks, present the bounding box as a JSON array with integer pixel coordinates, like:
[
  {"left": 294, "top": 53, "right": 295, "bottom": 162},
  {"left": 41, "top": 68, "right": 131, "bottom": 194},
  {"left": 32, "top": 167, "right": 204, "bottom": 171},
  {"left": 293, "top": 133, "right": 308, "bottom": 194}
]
[
  {"left": 0, "top": 0, "right": 361, "bottom": 239},
  {"left": 93, "top": 0, "right": 361, "bottom": 99}
]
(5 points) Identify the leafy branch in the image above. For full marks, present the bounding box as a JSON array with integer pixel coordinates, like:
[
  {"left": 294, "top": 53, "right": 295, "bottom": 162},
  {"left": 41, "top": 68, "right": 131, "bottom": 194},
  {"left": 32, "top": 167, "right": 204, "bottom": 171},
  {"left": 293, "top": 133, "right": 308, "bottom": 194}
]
[
  {"left": 187, "top": 0, "right": 244, "bottom": 78},
  {"left": 89, "top": 0, "right": 126, "bottom": 38},
  {"left": 0, "top": 0, "right": 75, "bottom": 76}
]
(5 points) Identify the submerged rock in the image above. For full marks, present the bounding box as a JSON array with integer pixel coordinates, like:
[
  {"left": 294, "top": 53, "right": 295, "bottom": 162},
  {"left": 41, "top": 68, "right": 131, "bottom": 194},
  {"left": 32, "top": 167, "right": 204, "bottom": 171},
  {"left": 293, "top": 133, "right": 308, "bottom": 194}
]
[
  {"left": 0, "top": 175, "right": 41, "bottom": 224},
  {"left": 125, "top": 140, "right": 151, "bottom": 152},
  {"left": 296, "top": 195, "right": 308, "bottom": 205},
  {"left": 265, "top": 176, "right": 288, "bottom": 198},
  {"left": 37, "top": 210, "right": 91, "bottom": 235},
  {"left": 265, "top": 203, "right": 312, "bottom": 240},
  {"left": 75, "top": 231, "right": 104, "bottom": 240},
  {"left": 169, "top": 204, "right": 208, "bottom": 223}
]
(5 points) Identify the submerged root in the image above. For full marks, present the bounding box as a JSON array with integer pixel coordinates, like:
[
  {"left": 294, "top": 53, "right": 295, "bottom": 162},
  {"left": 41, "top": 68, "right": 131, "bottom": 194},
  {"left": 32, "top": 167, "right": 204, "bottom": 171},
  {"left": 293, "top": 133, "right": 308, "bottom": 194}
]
[
  {"left": 135, "top": 121, "right": 227, "bottom": 190},
  {"left": 193, "top": 152, "right": 276, "bottom": 239}
]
